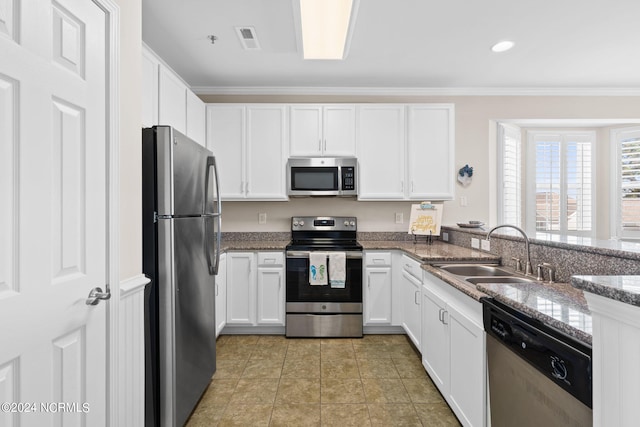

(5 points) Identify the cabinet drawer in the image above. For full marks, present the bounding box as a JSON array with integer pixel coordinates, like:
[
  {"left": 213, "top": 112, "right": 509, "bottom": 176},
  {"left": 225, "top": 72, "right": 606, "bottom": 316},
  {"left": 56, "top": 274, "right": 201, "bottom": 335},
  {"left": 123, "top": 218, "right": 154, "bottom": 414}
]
[
  {"left": 257, "top": 252, "right": 284, "bottom": 266},
  {"left": 365, "top": 252, "right": 391, "bottom": 266},
  {"left": 402, "top": 255, "right": 422, "bottom": 281}
]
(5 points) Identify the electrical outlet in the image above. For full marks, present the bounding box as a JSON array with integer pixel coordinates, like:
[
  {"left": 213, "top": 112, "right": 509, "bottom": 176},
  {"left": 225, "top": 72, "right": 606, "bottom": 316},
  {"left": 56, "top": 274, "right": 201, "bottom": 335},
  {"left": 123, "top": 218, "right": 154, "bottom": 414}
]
[
  {"left": 481, "top": 239, "right": 490, "bottom": 251},
  {"left": 460, "top": 196, "right": 468, "bottom": 207},
  {"left": 395, "top": 212, "right": 403, "bottom": 224},
  {"left": 442, "top": 232, "right": 449, "bottom": 242},
  {"left": 258, "top": 212, "right": 267, "bottom": 224},
  {"left": 471, "top": 238, "right": 480, "bottom": 249}
]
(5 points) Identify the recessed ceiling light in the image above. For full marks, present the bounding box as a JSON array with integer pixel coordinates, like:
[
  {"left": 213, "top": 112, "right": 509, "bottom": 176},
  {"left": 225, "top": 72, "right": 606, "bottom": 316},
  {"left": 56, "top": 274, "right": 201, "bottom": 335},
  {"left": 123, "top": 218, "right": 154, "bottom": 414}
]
[
  {"left": 491, "top": 40, "right": 515, "bottom": 53},
  {"left": 300, "top": 0, "right": 356, "bottom": 60}
]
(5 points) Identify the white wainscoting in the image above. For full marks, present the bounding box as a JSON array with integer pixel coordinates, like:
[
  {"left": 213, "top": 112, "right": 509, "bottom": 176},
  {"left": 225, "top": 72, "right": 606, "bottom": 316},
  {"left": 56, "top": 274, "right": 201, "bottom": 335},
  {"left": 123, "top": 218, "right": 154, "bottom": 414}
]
[{"left": 118, "top": 274, "right": 150, "bottom": 427}]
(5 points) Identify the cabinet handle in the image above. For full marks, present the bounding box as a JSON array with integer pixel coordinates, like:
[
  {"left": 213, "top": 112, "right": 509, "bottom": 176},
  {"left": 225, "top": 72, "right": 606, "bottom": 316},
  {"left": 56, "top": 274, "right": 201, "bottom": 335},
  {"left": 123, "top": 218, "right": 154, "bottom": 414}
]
[
  {"left": 438, "top": 308, "right": 443, "bottom": 322},
  {"left": 411, "top": 181, "right": 414, "bottom": 192},
  {"left": 415, "top": 290, "right": 420, "bottom": 305},
  {"left": 215, "top": 283, "right": 219, "bottom": 297},
  {"left": 324, "top": 139, "right": 327, "bottom": 151},
  {"left": 373, "top": 258, "right": 384, "bottom": 264},
  {"left": 318, "top": 139, "right": 321, "bottom": 151},
  {"left": 401, "top": 181, "right": 404, "bottom": 192},
  {"left": 278, "top": 276, "right": 281, "bottom": 289},
  {"left": 368, "top": 276, "right": 371, "bottom": 289},
  {"left": 442, "top": 310, "right": 448, "bottom": 325}
]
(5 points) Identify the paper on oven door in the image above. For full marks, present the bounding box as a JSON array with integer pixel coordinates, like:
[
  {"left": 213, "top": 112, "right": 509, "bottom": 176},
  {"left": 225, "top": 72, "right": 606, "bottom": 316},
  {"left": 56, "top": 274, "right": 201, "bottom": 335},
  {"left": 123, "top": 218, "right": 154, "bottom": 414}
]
[
  {"left": 329, "top": 252, "right": 346, "bottom": 288},
  {"left": 309, "top": 252, "right": 328, "bottom": 285}
]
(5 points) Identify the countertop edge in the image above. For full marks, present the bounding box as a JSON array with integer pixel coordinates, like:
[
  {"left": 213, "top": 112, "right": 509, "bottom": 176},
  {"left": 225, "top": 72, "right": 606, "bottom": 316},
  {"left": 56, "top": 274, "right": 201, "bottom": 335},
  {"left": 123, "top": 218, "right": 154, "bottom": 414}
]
[{"left": 572, "top": 275, "right": 640, "bottom": 307}]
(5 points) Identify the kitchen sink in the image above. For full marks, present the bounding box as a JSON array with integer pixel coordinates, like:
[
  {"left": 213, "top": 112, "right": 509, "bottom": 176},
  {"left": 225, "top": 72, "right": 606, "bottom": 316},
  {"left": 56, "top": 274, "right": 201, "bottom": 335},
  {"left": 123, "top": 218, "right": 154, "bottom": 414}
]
[
  {"left": 465, "top": 276, "right": 535, "bottom": 284},
  {"left": 437, "top": 263, "right": 536, "bottom": 286},
  {"left": 438, "top": 264, "right": 513, "bottom": 277}
]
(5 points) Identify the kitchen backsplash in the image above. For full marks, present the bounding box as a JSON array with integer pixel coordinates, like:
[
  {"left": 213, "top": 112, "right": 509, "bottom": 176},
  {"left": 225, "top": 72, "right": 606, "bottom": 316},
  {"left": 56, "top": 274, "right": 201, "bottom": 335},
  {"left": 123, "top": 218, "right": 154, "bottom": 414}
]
[{"left": 442, "top": 226, "right": 640, "bottom": 283}]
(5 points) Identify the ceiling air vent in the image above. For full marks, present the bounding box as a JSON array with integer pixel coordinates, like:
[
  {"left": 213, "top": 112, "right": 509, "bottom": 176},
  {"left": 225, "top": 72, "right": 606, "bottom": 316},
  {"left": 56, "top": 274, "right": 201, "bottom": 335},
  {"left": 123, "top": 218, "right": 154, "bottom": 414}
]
[{"left": 235, "top": 26, "right": 261, "bottom": 50}]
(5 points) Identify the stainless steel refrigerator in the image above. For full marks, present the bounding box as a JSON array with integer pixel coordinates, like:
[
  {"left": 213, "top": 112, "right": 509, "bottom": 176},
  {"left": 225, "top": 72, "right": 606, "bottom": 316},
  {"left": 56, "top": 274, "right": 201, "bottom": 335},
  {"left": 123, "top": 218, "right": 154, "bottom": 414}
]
[{"left": 142, "top": 126, "right": 221, "bottom": 427}]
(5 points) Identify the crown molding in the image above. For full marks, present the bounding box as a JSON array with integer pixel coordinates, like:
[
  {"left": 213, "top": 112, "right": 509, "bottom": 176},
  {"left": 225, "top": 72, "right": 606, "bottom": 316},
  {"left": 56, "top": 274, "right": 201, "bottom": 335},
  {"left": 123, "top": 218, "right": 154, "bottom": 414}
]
[{"left": 191, "top": 86, "right": 640, "bottom": 97}]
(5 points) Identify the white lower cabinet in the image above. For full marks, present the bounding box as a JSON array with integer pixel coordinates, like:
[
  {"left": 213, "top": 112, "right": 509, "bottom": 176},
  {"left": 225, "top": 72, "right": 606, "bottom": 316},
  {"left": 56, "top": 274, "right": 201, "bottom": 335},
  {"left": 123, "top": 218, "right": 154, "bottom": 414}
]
[
  {"left": 226, "top": 251, "right": 285, "bottom": 327},
  {"left": 421, "top": 271, "right": 486, "bottom": 427},
  {"left": 401, "top": 255, "right": 422, "bottom": 349},
  {"left": 364, "top": 251, "right": 393, "bottom": 325},
  {"left": 215, "top": 253, "right": 227, "bottom": 337}
]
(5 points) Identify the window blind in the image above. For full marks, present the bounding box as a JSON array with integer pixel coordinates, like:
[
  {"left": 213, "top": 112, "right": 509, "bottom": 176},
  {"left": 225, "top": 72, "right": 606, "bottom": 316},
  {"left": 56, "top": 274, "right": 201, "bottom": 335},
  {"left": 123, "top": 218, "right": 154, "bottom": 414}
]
[
  {"left": 499, "top": 124, "right": 522, "bottom": 226},
  {"left": 620, "top": 129, "right": 640, "bottom": 232}
]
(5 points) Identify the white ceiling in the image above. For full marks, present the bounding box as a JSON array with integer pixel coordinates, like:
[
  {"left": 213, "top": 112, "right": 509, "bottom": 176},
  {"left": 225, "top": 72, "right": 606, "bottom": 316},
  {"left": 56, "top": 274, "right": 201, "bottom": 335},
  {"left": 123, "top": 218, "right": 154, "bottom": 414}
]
[{"left": 141, "top": 0, "right": 640, "bottom": 94}]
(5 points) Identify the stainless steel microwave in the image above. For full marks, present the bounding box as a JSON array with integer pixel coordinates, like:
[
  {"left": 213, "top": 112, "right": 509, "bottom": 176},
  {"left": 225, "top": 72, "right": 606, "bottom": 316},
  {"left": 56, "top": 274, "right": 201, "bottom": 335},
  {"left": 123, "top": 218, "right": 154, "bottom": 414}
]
[{"left": 287, "top": 157, "right": 357, "bottom": 197}]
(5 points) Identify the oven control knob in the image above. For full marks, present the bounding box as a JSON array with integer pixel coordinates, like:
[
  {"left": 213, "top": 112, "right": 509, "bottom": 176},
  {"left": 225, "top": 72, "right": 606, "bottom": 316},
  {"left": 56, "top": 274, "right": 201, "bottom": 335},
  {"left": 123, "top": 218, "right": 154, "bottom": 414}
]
[
  {"left": 299, "top": 220, "right": 305, "bottom": 226},
  {"left": 551, "top": 356, "right": 568, "bottom": 381},
  {"left": 293, "top": 221, "right": 299, "bottom": 227},
  {"left": 349, "top": 221, "right": 356, "bottom": 227},
  {"left": 344, "top": 220, "right": 349, "bottom": 226}
]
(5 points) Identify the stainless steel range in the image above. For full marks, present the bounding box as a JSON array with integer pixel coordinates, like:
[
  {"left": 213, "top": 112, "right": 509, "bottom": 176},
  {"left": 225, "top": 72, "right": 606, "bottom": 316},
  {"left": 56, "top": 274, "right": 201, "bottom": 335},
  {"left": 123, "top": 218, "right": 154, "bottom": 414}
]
[{"left": 285, "top": 216, "right": 363, "bottom": 338}]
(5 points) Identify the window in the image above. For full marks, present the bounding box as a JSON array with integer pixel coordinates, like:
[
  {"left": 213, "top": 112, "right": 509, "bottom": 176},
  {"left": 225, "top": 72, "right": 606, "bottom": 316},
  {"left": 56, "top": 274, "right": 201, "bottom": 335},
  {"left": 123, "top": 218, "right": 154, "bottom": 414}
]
[
  {"left": 526, "top": 131, "right": 594, "bottom": 236},
  {"left": 613, "top": 126, "right": 640, "bottom": 240},
  {"left": 497, "top": 123, "right": 522, "bottom": 226}
]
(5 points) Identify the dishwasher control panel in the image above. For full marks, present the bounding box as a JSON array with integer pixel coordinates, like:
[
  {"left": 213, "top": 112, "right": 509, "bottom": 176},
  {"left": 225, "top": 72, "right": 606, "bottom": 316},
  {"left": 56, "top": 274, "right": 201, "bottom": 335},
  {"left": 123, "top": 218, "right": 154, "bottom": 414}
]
[{"left": 482, "top": 298, "right": 593, "bottom": 408}]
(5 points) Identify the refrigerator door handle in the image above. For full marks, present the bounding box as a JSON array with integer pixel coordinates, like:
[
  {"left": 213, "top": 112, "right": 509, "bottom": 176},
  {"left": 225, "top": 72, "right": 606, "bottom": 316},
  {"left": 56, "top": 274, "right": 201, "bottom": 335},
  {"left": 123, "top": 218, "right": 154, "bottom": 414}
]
[{"left": 204, "top": 155, "right": 222, "bottom": 275}]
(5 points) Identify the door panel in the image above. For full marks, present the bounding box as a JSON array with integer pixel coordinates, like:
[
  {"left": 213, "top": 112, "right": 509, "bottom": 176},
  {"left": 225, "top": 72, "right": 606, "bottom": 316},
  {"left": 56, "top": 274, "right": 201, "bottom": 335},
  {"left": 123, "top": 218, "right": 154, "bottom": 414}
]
[{"left": 0, "top": 0, "right": 109, "bottom": 425}]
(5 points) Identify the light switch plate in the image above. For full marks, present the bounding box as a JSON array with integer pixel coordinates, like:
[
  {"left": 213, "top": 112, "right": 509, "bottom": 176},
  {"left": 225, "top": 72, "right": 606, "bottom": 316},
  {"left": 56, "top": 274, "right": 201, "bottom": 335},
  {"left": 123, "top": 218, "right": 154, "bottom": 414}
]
[
  {"left": 471, "top": 238, "right": 480, "bottom": 249},
  {"left": 481, "top": 239, "right": 490, "bottom": 251},
  {"left": 442, "top": 232, "right": 449, "bottom": 242},
  {"left": 395, "top": 212, "right": 403, "bottom": 224},
  {"left": 258, "top": 212, "right": 267, "bottom": 224}
]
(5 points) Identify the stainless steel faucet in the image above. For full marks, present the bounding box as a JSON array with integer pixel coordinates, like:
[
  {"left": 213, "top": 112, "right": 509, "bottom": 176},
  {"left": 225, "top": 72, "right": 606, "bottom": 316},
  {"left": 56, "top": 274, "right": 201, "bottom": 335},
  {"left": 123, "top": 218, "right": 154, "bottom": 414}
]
[{"left": 486, "top": 225, "right": 533, "bottom": 276}]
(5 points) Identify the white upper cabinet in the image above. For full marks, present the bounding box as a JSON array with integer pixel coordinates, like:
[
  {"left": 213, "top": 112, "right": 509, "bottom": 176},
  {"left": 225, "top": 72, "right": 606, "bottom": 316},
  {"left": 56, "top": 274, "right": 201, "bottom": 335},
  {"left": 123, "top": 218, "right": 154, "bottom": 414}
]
[
  {"left": 158, "top": 65, "right": 187, "bottom": 135},
  {"left": 407, "top": 105, "right": 455, "bottom": 200},
  {"left": 358, "top": 104, "right": 455, "bottom": 201},
  {"left": 186, "top": 90, "right": 206, "bottom": 145},
  {"left": 357, "top": 105, "right": 406, "bottom": 199},
  {"left": 206, "top": 104, "right": 288, "bottom": 200},
  {"left": 142, "top": 44, "right": 206, "bottom": 145},
  {"left": 290, "top": 104, "right": 356, "bottom": 157}
]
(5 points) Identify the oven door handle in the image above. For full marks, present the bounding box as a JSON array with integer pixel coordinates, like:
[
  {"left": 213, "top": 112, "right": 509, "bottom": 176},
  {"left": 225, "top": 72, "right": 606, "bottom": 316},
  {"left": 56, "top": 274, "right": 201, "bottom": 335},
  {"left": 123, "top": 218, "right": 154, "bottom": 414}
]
[{"left": 286, "top": 251, "right": 363, "bottom": 259}]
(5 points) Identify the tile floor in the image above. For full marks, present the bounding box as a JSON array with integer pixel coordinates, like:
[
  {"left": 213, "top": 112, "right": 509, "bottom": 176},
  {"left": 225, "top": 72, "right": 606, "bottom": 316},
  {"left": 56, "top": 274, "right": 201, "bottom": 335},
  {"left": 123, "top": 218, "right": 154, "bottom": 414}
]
[{"left": 186, "top": 334, "right": 461, "bottom": 426}]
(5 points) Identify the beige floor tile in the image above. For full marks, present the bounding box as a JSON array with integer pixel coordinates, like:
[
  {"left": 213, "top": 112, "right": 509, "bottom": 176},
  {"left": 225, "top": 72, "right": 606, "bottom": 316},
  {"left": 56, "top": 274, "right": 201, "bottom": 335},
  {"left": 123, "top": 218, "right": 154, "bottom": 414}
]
[
  {"left": 258, "top": 335, "right": 288, "bottom": 345},
  {"left": 353, "top": 343, "right": 393, "bottom": 359},
  {"left": 414, "top": 403, "right": 462, "bottom": 426},
  {"left": 402, "top": 378, "right": 444, "bottom": 404},
  {"left": 270, "top": 404, "right": 321, "bottom": 427},
  {"left": 242, "top": 359, "right": 284, "bottom": 379},
  {"left": 392, "top": 357, "right": 428, "bottom": 379},
  {"left": 367, "top": 403, "right": 422, "bottom": 426},
  {"left": 276, "top": 378, "right": 321, "bottom": 404},
  {"left": 199, "top": 378, "right": 239, "bottom": 405},
  {"left": 321, "top": 404, "right": 371, "bottom": 426},
  {"left": 282, "top": 357, "right": 321, "bottom": 378},
  {"left": 186, "top": 402, "right": 226, "bottom": 427},
  {"left": 321, "top": 346, "right": 356, "bottom": 360},
  {"left": 362, "top": 378, "right": 411, "bottom": 403},
  {"left": 224, "top": 335, "right": 260, "bottom": 345},
  {"left": 388, "top": 343, "right": 420, "bottom": 358},
  {"left": 321, "top": 358, "right": 360, "bottom": 378},
  {"left": 214, "top": 359, "right": 247, "bottom": 379},
  {"left": 217, "top": 344, "right": 256, "bottom": 360},
  {"left": 286, "top": 341, "right": 321, "bottom": 358},
  {"left": 357, "top": 359, "right": 400, "bottom": 378},
  {"left": 321, "top": 378, "right": 366, "bottom": 404},
  {"left": 229, "top": 378, "right": 279, "bottom": 404},
  {"left": 251, "top": 343, "right": 288, "bottom": 360},
  {"left": 218, "top": 403, "right": 273, "bottom": 427}
]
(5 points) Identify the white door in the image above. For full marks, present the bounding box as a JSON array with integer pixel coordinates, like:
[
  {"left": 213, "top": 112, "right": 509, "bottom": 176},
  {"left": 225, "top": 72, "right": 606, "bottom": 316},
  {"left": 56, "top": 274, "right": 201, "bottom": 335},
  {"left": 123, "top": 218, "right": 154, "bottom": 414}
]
[{"left": 0, "top": 1, "right": 110, "bottom": 426}]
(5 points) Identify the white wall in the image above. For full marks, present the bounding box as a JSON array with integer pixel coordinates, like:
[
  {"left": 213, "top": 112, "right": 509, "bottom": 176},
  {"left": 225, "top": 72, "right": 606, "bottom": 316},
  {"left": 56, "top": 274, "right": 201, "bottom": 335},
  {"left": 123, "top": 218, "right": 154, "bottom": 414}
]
[
  {"left": 117, "top": 0, "right": 142, "bottom": 280},
  {"left": 201, "top": 94, "right": 640, "bottom": 233}
]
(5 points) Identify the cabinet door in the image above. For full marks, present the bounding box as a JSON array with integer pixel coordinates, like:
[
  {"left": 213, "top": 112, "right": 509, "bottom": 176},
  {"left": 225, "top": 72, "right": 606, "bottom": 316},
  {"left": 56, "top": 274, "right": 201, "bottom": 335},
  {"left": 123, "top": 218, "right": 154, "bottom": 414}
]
[
  {"left": 186, "top": 90, "right": 206, "bottom": 146},
  {"left": 246, "top": 105, "right": 288, "bottom": 199},
  {"left": 215, "top": 254, "right": 227, "bottom": 337},
  {"left": 257, "top": 267, "right": 285, "bottom": 325},
  {"left": 206, "top": 105, "right": 245, "bottom": 199},
  {"left": 401, "top": 270, "right": 421, "bottom": 349},
  {"left": 323, "top": 105, "right": 356, "bottom": 156},
  {"left": 421, "top": 286, "right": 450, "bottom": 394},
  {"left": 226, "top": 252, "right": 255, "bottom": 325},
  {"left": 290, "top": 105, "right": 322, "bottom": 156},
  {"left": 448, "top": 308, "right": 485, "bottom": 427},
  {"left": 357, "top": 105, "right": 405, "bottom": 199},
  {"left": 158, "top": 65, "right": 187, "bottom": 134},
  {"left": 364, "top": 267, "right": 392, "bottom": 325},
  {"left": 407, "top": 105, "right": 455, "bottom": 200},
  {"left": 141, "top": 48, "right": 159, "bottom": 127}
]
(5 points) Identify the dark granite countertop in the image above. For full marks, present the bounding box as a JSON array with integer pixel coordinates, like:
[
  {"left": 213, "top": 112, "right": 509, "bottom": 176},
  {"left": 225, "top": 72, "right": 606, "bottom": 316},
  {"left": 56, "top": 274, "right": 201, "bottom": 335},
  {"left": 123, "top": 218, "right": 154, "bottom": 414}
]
[
  {"left": 476, "top": 281, "right": 592, "bottom": 345},
  {"left": 360, "top": 240, "right": 501, "bottom": 264},
  {"left": 572, "top": 275, "right": 640, "bottom": 307},
  {"left": 220, "top": 240, "right": 290, "bottom": 252}
]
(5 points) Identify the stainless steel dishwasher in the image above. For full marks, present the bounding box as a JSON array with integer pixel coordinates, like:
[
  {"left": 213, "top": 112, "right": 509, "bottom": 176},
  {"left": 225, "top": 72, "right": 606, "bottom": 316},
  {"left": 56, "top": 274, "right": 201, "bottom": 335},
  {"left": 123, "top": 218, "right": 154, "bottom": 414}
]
[{"left": 482, "top": 298, "right": 592, "bottom": 427}]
